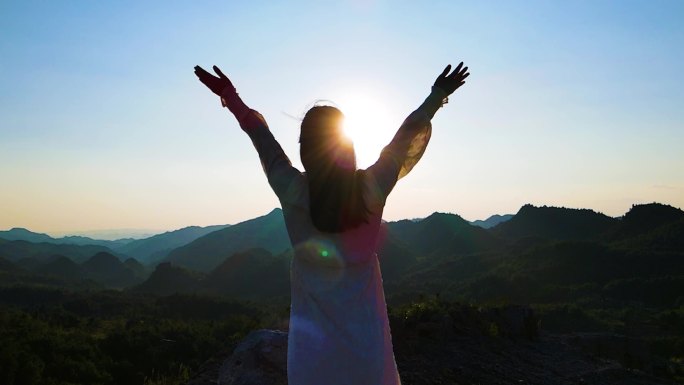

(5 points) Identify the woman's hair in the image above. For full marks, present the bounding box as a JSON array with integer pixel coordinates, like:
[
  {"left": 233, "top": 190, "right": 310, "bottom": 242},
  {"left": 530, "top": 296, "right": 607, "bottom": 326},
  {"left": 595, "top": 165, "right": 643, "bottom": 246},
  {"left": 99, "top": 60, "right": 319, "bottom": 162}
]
[{"left": 299, "top": 105, "right": 369, "bottom": 233}]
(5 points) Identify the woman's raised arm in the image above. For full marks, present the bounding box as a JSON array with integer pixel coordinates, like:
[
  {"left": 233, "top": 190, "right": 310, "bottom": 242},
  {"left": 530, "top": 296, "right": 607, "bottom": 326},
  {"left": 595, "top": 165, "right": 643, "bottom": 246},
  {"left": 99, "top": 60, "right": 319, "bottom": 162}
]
[
  {"left": 365, "top": 62, "right": 470, "bottom": 202},
  {"left": 194, "top": 65, "right": 300, "bottom": 201}
]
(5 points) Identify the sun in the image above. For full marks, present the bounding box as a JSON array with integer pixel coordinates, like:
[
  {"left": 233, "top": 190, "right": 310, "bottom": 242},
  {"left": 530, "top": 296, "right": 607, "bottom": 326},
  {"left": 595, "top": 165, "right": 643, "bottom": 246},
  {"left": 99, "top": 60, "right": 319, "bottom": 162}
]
[{"left": 336, "top": 91, "right": 396, "bottom": 168}]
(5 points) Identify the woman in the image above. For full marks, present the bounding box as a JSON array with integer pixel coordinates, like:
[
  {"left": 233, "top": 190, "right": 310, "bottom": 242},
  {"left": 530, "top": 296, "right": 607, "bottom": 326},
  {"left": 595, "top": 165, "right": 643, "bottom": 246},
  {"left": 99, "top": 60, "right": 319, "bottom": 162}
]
[{"left": 194, "top": 61, "right": 469, "bottom": 385}]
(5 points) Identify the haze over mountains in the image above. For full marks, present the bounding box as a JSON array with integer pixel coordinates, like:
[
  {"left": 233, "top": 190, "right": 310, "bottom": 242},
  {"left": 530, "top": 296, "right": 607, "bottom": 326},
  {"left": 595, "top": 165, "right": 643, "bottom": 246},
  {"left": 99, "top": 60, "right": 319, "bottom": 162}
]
[
  {"left": 164, "top": 210, "right": 288, "bottom": 272},
  {"left": 0, "top": 227, "right": 134, "bottom": 248},
  {"left": 0, "top": 224, "right": 229, "bottom": 265},
  {"left": 116, "top": 224, "right": 229, "bottom": 264}
]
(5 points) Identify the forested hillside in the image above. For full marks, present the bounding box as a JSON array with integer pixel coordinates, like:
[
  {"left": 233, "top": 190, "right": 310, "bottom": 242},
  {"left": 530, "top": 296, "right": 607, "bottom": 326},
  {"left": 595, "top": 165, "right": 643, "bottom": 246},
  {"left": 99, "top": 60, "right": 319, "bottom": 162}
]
[{"left": 1, "top": 202, "right": 683, "bottom": 384}]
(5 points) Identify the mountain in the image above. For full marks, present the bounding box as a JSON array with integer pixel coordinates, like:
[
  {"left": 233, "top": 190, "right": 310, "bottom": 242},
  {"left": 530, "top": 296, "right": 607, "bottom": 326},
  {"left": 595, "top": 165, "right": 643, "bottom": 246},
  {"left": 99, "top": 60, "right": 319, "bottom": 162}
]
[
  {"left": 204, "top": 248, "right": 290, "bottom": 300},
  {"left": 58, "top": 235, "right": 134, "bottom": 248},
  {"left": 115, "top": 224, "right": 229, "bottom": 265},
  {"left": 470, "top": 214, "right": 514, "bottom": 229},
  {"left": 613, "top": 217, "right": 684, "bottom": 252},
  {"left": 133, "top": 262, "right": 204, "bottom": 295},
  {"left": 492, "top": 204, "right": 617, "bottom": 241},
  {"left": 0, "top": 227, "right": 133, "bottom": 248},
  {"left": 133, "top": 248, "right": 290, "bottom": 300},
  {"left": 0, "top": 239, "right": 121, "bottom": 263},
  {"left": 34, "top": 255, "right": 87, "bottom": 282},
  {"left": 164, "top": 209, "right": 290, "bottom": 272},
  {"left": 123, "top": 257, "right": 148, "bottom": 279},
  {"left": 0, "top": 254, "right": 105, "bottom": 289},
  {"left": 0, "top": 256, "right": 20, "bottom": 273},
  {"left": 0, "top": 252, "right": 146, "bottom": 289},
  {"left": 607, "top": 204, "right": 684, "bottom": 252},
  {"left": 0, "top": 224, "right": 233, "bottom": 265},
  {"left": 81, "top": 252, "right": 140, "bottom": 288},
  {"left": 0, "top": 257, "right": 35, "bottom": 287},
  {"left": 388, "top": 204, "right": 684, "bottom": 307},
  {"left": 609, "top": 203, "right": 684, "bottom": 240},
  {"left": 12, "top": 257, "right": 42, "bottom": 271},
  {"left": 4, "top": 202, "right": 684, "bottom": 309},
  {"left": 386, "top": 212, "right": 502, "bottom": 257},
  {"left": 0, "top": 228, "right": 55, "bottom": 243},
  {"left": 376, "top": 231, "right": 419, "bottom": 282}
]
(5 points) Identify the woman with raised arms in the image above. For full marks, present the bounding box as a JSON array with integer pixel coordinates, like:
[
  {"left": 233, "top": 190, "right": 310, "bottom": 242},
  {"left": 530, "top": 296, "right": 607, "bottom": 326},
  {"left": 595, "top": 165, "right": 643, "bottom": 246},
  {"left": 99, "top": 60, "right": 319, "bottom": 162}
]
[{"left": 194, "top": 60, "right": 469, "bottom": 385}]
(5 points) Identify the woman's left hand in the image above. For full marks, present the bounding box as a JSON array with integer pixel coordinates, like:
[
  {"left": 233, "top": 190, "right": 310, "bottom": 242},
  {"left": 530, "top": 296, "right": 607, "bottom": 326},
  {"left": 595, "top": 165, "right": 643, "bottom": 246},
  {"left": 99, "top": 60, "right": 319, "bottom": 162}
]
[
  {"left": 194, "top": 65, "right": 235, "bottom": 96},
  {"left": 433, "top": 62, "right": 469, "bottom": 96}
]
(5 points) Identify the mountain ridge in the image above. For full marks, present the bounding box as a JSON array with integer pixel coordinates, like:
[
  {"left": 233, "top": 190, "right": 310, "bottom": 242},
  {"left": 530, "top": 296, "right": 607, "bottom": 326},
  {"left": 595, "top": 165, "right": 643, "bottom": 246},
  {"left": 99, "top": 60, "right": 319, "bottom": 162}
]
[
  {"left": 3, "top": 202, "right": 682, "bottom": 304},
  {"left": 164, "top": 209, "right": 290, "bottom": 272},
  {"left": 470, "top": 214, "right": 514, "bottom": 229},
  {"left": 115, "top": 224, "right": 230, "bottom": 265},
  {"left": 0, "top": 227, "right": 133, "bottom": 248}
]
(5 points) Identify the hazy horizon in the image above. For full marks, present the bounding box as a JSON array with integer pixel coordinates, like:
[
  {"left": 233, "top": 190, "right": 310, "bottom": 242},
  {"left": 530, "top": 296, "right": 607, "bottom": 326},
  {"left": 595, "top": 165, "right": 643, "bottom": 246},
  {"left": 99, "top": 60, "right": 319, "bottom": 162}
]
[
  {"left": 4, "top": 201, "right": 682, "bottom": 241},
  {"left": 2, "top": 1, "right": 683, "bottom": 233}
]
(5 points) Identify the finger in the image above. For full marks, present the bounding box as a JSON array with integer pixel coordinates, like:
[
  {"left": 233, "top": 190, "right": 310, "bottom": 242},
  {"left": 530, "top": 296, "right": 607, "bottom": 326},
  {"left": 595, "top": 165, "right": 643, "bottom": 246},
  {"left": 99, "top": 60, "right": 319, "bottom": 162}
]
[
  {"left": 194, "top": 70, "right": 209, "bottom": 83},
  {"left": 194, "top": 66, "right": 212, "bottom": 79},
  {"left": 439, "top": 65, "right": 451, "bottom": 78},
  {"left": 459, "top": 66, "right": 469, "bottom": 76},
  {"left": 461, "top": 72, "right": 470, "bottom": 80},
  {"left": 450, "top": 62, "right": 463, "bottom": 76},
  {"left": 213, "top": 65, "right": 228, "bottom": 80}
]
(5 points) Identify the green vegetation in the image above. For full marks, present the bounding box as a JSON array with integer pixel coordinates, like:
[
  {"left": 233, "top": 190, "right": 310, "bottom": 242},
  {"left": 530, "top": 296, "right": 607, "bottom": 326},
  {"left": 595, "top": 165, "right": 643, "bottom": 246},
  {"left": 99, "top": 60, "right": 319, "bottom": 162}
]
[{"left": 0, "top": 287, "right": 266, "bottom": 385}]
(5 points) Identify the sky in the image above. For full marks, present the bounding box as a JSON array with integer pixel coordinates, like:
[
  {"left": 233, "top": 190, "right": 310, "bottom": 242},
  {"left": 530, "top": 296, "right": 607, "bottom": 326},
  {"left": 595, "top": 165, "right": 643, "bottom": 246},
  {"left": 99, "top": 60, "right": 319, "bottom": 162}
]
[{"left": 1, "top": 0, "right": 683, "bottom": 236}]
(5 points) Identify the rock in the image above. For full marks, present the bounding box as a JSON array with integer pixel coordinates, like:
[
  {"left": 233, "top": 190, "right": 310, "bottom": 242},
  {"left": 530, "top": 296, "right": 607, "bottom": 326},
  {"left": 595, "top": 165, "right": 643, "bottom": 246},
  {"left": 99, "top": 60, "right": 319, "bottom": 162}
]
[{"left": 217, "top": 329, "right": 288, "bottom": 385}]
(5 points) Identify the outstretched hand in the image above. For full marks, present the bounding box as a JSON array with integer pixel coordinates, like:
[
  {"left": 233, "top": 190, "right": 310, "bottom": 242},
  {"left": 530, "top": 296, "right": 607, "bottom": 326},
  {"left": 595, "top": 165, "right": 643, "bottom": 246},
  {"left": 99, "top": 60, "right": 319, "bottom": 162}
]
[
  {"left": 194, "top": 65, "right": 235, "bottom": 96},
  {"left": 433, "top": 62, "right": 469, "bottom": 96}
]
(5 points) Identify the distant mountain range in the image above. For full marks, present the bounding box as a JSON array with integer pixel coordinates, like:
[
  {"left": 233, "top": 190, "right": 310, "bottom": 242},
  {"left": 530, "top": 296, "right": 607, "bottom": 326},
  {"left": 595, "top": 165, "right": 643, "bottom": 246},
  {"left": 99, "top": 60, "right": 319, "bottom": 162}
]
[
  {"left": 164, "top": 209, "right": 290, "bottom": 271},
  {"left": 115, "top": 224, "right": 230, "bottom": 264},
  {"left": 159, "top": 209, "right": 510, "bottom": 273},
  {"left": 0, "top": 238, "right": 123, "bottom": 264},
  {"left": 0, "top": 223, "right": 230, "bottom": 265},
  {"left": 2, "top": 202, "right": 683, "bottom": 308},
  {"left": 0, "top": 251, "right": 146, "bottom": 289},
  {"left": 0, "top": 211, "right": 510, "bottom": 264},
  {"left": 0, "top": 227, "right": 134, "bottom": 248},
  {"left": 122, "top": 203, "right": 682, "bottom": 306},
  {"left": 0, "top": 223, "right": 232, "bottom": 288}
]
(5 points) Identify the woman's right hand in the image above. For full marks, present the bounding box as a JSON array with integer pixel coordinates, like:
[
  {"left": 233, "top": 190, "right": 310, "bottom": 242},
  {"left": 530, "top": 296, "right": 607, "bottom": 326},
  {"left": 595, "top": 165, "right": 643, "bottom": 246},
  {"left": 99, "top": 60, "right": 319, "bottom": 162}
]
[
  {"left": 194, "top": 65, "right": 235, "bottom": 96},
  {"left": 433, "top": 62, "right": 470, "bottom": 96}
]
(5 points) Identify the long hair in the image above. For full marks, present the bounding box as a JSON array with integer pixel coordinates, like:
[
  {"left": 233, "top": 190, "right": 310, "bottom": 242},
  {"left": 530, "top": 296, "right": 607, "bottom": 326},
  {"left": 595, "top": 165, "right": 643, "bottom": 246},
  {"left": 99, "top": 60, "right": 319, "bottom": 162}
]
[{"left": 299, "top": 106, "right": 369, "bottom": 233}]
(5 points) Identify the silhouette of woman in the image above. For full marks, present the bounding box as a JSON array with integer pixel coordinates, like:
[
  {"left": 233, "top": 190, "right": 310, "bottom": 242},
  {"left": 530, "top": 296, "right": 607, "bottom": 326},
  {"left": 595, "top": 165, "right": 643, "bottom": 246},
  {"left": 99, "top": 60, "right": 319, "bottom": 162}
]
[{"left": 195, "top": 62, "right": 469, "bottom": 385}]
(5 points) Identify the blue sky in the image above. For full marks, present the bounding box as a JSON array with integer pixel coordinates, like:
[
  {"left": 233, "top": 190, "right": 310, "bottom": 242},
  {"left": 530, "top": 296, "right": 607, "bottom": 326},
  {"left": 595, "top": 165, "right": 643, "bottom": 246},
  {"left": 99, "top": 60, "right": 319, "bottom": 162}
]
[{"left": 1, "top": 0, "right": 683, "bottom": 234}]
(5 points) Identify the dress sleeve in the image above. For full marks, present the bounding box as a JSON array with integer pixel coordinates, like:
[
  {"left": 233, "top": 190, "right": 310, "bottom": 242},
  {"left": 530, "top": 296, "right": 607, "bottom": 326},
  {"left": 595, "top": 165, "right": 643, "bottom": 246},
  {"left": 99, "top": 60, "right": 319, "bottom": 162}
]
[
  {"left": 221, "top": 89, "right": 301, "bottom": 203},
  {"left": 364, "top": 86, "right": 447, "bottom": 204}
]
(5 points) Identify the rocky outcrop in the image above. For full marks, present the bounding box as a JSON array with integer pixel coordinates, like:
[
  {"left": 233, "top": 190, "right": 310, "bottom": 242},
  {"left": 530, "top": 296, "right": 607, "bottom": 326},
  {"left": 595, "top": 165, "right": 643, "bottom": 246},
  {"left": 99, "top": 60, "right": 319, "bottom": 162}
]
[{"left": 217, "top": 330, "right": 287, "bottom": 385}]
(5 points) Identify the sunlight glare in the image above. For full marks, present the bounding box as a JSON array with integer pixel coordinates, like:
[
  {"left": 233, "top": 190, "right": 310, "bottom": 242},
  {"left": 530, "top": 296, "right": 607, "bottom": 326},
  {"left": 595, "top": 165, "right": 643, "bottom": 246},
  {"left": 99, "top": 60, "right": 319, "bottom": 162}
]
[{"left": 337, "top": 91, "right": 396, "bottom": 168}]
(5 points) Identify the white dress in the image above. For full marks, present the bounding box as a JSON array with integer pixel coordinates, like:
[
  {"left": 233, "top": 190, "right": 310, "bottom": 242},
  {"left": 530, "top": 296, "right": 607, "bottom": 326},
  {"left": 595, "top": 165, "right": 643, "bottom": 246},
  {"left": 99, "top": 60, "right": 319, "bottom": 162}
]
[{"left": 225, "top": 86, "right": 447, "bottom": 385}]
